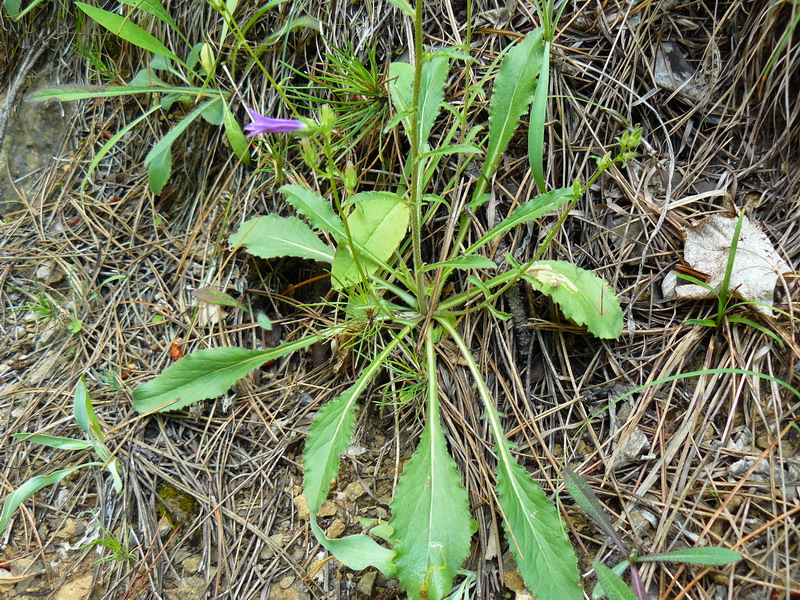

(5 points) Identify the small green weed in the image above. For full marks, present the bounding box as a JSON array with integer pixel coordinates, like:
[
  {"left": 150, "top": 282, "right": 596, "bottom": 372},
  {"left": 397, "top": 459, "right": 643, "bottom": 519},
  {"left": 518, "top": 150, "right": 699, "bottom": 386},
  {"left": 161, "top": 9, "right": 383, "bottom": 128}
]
[{"left": 80, "top": 511, "right": 137, "bottom": 568}]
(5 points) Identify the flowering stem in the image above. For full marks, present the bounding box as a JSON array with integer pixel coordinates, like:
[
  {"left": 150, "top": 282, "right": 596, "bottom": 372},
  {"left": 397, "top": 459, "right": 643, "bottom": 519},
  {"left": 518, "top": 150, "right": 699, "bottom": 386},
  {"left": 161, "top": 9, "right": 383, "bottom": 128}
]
[{"left": 408, "top": 0, "right": 428, "bottom": 315}]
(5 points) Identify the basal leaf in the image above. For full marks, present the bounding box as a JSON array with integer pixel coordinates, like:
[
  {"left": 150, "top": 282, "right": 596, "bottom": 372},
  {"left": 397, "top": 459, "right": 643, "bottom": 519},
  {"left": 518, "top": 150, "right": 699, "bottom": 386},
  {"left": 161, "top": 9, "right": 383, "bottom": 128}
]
[
  {"left": 230, "top": 215, "right": 334, "bottom": 263},
  {"left": 469, "top": 187, "right": 575, "bottom": 253},
  {"left": 496, "top": 455, "right": 582, "bottom": 600},
  {"left": 75, "top": 2, "right": 180, "bottom": 63},
  {"left": 280, "top": 184, "right": 345, "bottom": 239},
  {"left": 330, "top": 193, "right": 409, "bottom": 288},
  {"left": 390, "top": 336, "right": 471, "bottom": 600},
  {"left": 147, "top": 144, "right": 172, "bottom": 194},
  {"left": 563, "top": 467, "right": 626, "bottom": 552},
  {"left": 303, "top": 387, "right": 360, "bottom": 514},
  {"left": 528, "top": 40, "right": 551, "bottom": 193},
  {"left": 636, "top": 547, "right": 742, "bottom": 565},
  {"left": 593, "top": 562, "right": 638, "bottom": 600},
  {"left": 523, "top": 260, "right": 623, "bottom": 339},
  {"left": 310, "top": 519, "right": 396, "bottom": 576},
  {"left": 133, "top": 338, "right": 319, "bottom": 412},
  {"left": 592, "top": 560, "right": 630, "bottom": 599},
  {"left": 472, "top": 29, "right": 544, "bottom": 208},
  {"left": 0, "top": 464, "right": 99, "bottom": 535},
  {"left": 191, "top": 287, "right": 239, "bottom": 307}
]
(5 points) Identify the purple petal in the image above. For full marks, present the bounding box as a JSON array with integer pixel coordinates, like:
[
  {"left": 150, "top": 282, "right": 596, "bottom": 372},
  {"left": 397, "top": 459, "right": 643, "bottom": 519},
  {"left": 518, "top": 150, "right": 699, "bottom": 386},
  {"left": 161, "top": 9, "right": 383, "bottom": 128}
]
[{"left": 245, "top": 109, "right": 307, "bottom": 137}]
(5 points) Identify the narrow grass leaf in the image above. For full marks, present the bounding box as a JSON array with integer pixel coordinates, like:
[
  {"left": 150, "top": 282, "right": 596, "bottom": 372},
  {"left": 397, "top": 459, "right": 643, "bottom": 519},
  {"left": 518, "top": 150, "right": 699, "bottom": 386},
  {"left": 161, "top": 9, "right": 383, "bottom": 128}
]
[
  {"left": 496, "top": 455, "right": 582, "bottom": 600},
  {"left": 468, "top": 187, "right": 574, "bottom": 253},
  {"left": 331, "top": 193, "right": 409, "bottom": 288},
  {"left": 0, "top": 464, "right": 100, "bottom": 535},
  {"left": 523, "top": 260, "right": 623, "bottom": 339},
  {"left": 528, "top": 40, "right": 550, "bottom": 192},
  {"left": 390, "top": 335, "right": 471, "bottom": 600},
  {"left": 472, "top": 29, "right": 544, "bottom": 208},
  {"left": 75, "top": 2, "right": 180, "bottom": 62},
  {"left": 593, "top": 562, "right": 638, "bottom": 600},
  {"left": 119, "top": 0, "right": 179, "bottom": 32},
  {"left": 133, "top": 338, "right": 320, "bottom": 412},
  {"left": 636, "top": 547, "right": 742, "bottom": 565},
  {"left": 73, "top": 378, "right": 102, "bottom": 440},
  {"left": 280, "top": 184, "right": 345, "bottom": 239},
  {"left": 10, "top": 434, "right": 93, "bottom": 450},
  {"left": 230, "top": 215, "right": 335, "bottom": 263},
  {"left": 387, "top": 0, "right": 414, "bottom": 17},
  {"left": 27, "top": 85, "right": 222, "bottom": 102}
]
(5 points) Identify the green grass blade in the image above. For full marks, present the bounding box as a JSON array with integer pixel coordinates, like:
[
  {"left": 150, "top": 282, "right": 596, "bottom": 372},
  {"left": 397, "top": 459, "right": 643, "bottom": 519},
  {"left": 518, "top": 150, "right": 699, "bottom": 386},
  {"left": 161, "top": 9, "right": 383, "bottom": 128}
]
[
  {"left": 436, "top": 318, "right": 581, "bottom": 600},
  {"left": 0, "top": 464, "right": 101, "bottom": 535},
  {"left": 230, "top": 215, "right": 335, "bottom": 263},
  {"left": 471, "top": 29, "right": 544, "bottom": 208},
  {"left": 11, "top": 434, "right": 93, "bottom": 450},
  {"left": 636, "top": 547, "right": 742, "bottom": 565},
  {"left": 133, "top": 337, "right": 322, "bottom": 412},
  {"left": 75, "top": 2, "right": 180, "bottom": 63},
  {"left": 27, "top": 84, "right": 222, "bottom": 102},
  {"left": 390, "top": 333, "right": 472, "bottom": 600},
  {"left": 73, "top": 377, "right": 103, "bottom": 440},
  {"left": 528, "top": 40, "right": 550, "bottom": 192},
  {"left": 593, "top": 562, "right": 638, "bottom": 600}
]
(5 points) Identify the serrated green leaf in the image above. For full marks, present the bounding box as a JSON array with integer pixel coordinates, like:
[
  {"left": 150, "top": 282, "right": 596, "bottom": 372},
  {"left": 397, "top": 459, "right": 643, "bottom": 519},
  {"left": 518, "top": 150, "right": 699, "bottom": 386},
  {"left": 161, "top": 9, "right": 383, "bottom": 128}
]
[
  {"left": 523, "top": 260, "right": 623, "bottom": 339},
  {"left": 230, "top": 215, "right": 334, "bottom": 263},
  {"left": 472, "top": 29, "right": 545, "bottom": 208},
  {"left": 422, "top": 255, "right": 497, "bottom": 272},
  {"left": 593, "top": 562, "right": 638, "bottom": 600},
  {"left": 636, "top": 547, "right": 742, "bottom": 565},
  {"left": 419, "top": 144, "right": 482, "bottom": 159},
  {"left": 0, "top": 464, "right": 100, "bottom": 535},
  {"left": 11, "top": 434, "right": 93, "bottom": 451},
  {"left": 330, "top": 194, "right": 409, "bottom": 288},
  {"left": 389, "top": 56, "right": 450, "bottom": 149},
  {"left": 75, "top": 2, "right": 180, "bottom": 63},
  {"left": 390, "top": 334, "right": 471, "bottom": 600},
  {"left": 468, "top": 187, "right": 575, "bottom": 254},
  {"left": 496, "top": 455, "right": 582, "bottom": 600},
  {"left": 280, "top": 184, "right": 345, "bottom": 239},
  {"left": 133, "top": 337, "right": 320, "bottom": 412},
  {"left": 191, "top": 287, "right": 239, "bottom": 307}
]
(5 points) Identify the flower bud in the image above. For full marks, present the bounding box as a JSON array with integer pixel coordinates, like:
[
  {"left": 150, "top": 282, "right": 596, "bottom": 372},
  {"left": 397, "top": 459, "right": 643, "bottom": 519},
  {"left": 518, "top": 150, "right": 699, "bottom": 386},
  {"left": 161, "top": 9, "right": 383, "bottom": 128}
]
[
  {"left": 199, "top": 43, "right": 215, "bottom": 76},
  {"left": 319, "top": 104, "right": 336, "bottom": 135},
  {"left": 344, "top": 161, "right": 357, "bottom": 193},
  {"left": 300, "top": 138, "right": 319, "bottom": 169}
]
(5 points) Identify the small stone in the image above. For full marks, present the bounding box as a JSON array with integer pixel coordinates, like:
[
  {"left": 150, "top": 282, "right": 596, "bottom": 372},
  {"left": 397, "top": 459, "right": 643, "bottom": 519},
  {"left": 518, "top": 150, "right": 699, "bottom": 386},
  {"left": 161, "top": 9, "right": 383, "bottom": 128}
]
[
  {"left": 356, "top": 570, "right": 377, "bottom": 596},
  {"left": 343, "top": 481, "right": 366, "bottom": 502},
  {"left": 11, "top": 557, "right": 43, "bottom": 577},
  {"left": 279, "top": 576, "right": 294, "bottom": 589},
  {"left": 326, "top": 518, "right": 346, "bottom": 539},
  {"left": 374, "top": 507, "right": 388, "bottom": 520},
  {"left": 318, "top": 500, "right": 337, "bottom": 517},
  {"left": 55, "top": 518, "right": 86, "bottom": 540},
  {"left": 53, "top": 573, "right": 94, "bottom": 600},
  {"left": 293, "top": 494, "right": 310, "bottom": 520},
  {"left": 181, "top": 556, "right": 202, "bottom": 574},
  {"left": 167, "top": 576, "right": 206, "bottom": 600},
  {"left": 259, "top": 533, "right": 286, "bottom": 560},
  {"left": 266, "top": 581, "right": 310, "bottom": 600}
]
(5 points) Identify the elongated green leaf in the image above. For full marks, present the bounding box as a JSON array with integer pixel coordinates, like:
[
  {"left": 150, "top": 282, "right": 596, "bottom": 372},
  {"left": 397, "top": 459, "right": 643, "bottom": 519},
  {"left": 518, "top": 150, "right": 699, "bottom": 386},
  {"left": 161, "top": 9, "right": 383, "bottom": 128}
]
[
  {"left": 330, "top": 194, "right": 409, "bottom": 288},
  {"left": 592, "top": 561, "right": 630, "bottom": 599},
  {"left": 390, "top": 334, "right": 471, "bottom": 600},
  {"left": 310, "top": 519, "right": 396, "bottom": 576},
  {"left": 75, "top": 2, "right": 180, "bottom": 62},
  {"left": 223, "top": 102, "right": 250, "bottom": 164},
  {"left": 119, "top": 0, "right": 179, "bottom": 33},
  {"left": 280, "top": 184, "right": 345, "bottom": 239},
  {"left": 468, "top": 187, "right": 575, "bottom": 254},
  {"left": 133, "top": 337, "right": 320, "bottom": 412},
  {"left": 593, "top": 562, "right": 638, "bottom": 600},
  {"left": 422, "top": 255, "right": 497, "bottom": 272},
  {"left": 0, "top": 464, "right": 100, "bottom": 535},
  {"left": 528, "top": 40, "right": 551, "bottom": 193},
  {"left": 523, "top": 260, "right": 623, "bottom": 339},
  {"left": 11, "top": 434, "right": 93, "bottom": 450},
  {"left": 191, "top": 288, "right": 238, "bottom": 307},
  {"left": 563, "top": 468, "right": 626, "bottom": 552},
  {"left": 472, "top": 29, "right": 545, "bottom": 208},
  {"left": 419, "top": 143, "right": 482, "bottom": 159},
  {"left": 27, "top": 84, "right": 223, "bottom": 102},
  {"left": 230, "top": 215, "right": 334, "bottom": 263},
  {"left": 387, "top": 0, "right": 413, "bottom": 17},
  {"left": 636, "top": 547, "right": 742, "bottom": 565},
  {"left": 147, "top": 144, "right": 172, "bottom": 194},
  {"left": 496, "top": 455, "right": 582, "bottom": 599},
  {"left": 389, "top": 56, "right": 450, "bottom": 149},
  {"left": 73, "top": 378, "right": 102, "bottom": 440}
]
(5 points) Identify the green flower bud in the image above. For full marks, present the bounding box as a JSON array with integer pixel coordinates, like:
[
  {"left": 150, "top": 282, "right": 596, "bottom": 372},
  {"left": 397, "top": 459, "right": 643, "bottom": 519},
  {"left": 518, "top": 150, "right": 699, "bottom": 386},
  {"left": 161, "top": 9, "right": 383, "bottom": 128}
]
[
  {"left": 199, "top": 43, "right": 215, "bottom": 76},
  {"left": 344, "top": 161, "right": 357, "bottom": 194}
]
